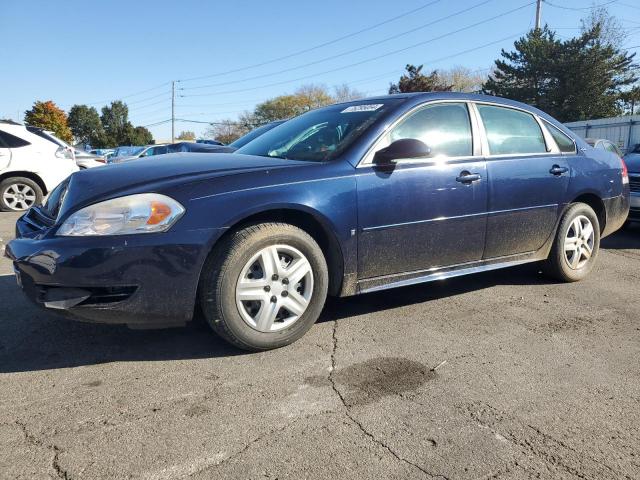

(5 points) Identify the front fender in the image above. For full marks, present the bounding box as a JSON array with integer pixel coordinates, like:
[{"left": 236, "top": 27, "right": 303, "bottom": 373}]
[{"left": 164, "top": 161, "right": 359, "bottom": 290}]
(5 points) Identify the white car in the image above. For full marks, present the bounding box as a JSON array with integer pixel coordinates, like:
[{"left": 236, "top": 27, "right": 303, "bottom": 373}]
[
  {"left": 0, "top": 121, "right": 78, "bottom": 211},
  {"left": 26, "top": 127, "right": 106, "bottom": 170}
]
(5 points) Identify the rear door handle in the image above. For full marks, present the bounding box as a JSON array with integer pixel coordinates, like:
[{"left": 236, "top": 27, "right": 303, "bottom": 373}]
[
  {"left": 456, "top": 171, "right": 481, "bottom": 183},
  {"left": 549, "top": 165, "right": 568, "bottom": 176}
]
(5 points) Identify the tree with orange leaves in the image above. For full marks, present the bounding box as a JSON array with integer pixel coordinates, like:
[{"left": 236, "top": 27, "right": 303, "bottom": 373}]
[{"left": 24, "top": 100, "right": 73, "bottom": 143}]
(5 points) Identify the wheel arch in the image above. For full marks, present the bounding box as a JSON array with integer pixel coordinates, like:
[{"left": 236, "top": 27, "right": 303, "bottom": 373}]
[
  {"left": 0, "top": 171, "right": 48, "bottom": 195},
  {"left": 212, "top": 205, "right": 345, "bottom": 297},
  {"left": 569, "top": 191, "right": 606, "bottom": 233}
]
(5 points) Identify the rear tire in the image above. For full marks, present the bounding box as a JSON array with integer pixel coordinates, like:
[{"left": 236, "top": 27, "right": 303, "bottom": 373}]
[
  {"left": 0, "top": 177, "right": 43, "bottom": 212},
  {"left": 543, "top": 202, "right": 600, "bottom": 282},
  {"left": 199, "top": 222, "right": 328, "bottom": 351}
]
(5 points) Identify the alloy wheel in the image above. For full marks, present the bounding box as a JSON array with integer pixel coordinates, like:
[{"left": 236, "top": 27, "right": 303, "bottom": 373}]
[
  {"left": 563, "top": 215, "right": 595, "bottom": 270},
  {"left": 2, "top": 183, "right": 36, "bottom": 211},
  {"left": 235, "top": 244, "right": 314, "bottom": 332}
]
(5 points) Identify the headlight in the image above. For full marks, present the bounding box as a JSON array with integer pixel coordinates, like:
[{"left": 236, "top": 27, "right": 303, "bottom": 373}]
[{"left": 56, "top": 193, "right": 185, "bottom": 236}]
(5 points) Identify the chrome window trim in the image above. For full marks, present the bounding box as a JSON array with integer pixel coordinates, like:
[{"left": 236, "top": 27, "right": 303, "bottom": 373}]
[
  {"left": 473, "top": 101, "right": 561, "bottom": 157},
  {"left": 356, "top": 100, "right": 481, "bottom": 168},
  {"left": 357, "top": 99, "right": 572, "bottom": 168},
  {"left": 539, "top": 118, "right": 577, "bottom": 155}
]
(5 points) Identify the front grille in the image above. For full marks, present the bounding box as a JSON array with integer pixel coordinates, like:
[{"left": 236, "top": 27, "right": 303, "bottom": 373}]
[{"left": 630, "top": 175, "right": 640, "bottom": 193}]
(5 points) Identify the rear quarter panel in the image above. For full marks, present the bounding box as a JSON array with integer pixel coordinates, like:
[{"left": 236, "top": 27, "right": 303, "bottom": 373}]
[{"left": 567, "top": 143, "right": 623, "bottom": 201}]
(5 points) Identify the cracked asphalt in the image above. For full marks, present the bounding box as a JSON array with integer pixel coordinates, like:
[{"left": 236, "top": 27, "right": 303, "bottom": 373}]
[{"left": 1, "top": 210, "right": 639, "bottom": 479}]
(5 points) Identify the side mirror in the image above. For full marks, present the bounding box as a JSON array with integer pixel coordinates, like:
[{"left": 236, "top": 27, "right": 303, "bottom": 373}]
[{"left": 373, "top": 138, "right": 431, "bottom": 165}]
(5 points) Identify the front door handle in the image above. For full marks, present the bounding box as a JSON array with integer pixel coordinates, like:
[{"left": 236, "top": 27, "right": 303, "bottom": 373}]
[
  {"left": 456, "top": 171, "right": 481, "bottom": 183},
  {"left": 549, "top": 165, "right": 568, "bottom": 176}
]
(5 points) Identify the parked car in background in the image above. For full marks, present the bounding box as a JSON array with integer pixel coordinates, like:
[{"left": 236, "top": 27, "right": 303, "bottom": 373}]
[
  {"left": 585, "top": 138, "right": 624, "bottom": 158},
  {"left": 89, "top": 148, "right": 115, "bottom": 160},
  {"left": 0, "top": 120, "right": 77, "bottom": 211},
  {"left": 108, "top": 145, "right": 148, "bottom": 163},
  {"left": 166, "top": 141, "right": 234, "bottom": 154},
  {"left": 6, "top": 93, "right": 629, "bottom": 350},
  {"left": 72, "top": 149, "right": 106, "bottom": 169},
  {"left": 623, "top": 144, "right": 640, "bottom": 222},
  {"left": 196, "top": 139, "right": 224, "bottom": 145},
  {"left": 112, "top": 142, "right": 235, "bottom": 164},
  {"left": 26, "top": 127, "right": 106, "bottom": 170}
]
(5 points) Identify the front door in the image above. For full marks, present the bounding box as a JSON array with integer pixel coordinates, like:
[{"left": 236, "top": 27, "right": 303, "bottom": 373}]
[{"left": 357, "top": 102, "right": 488, "bottom": 279}]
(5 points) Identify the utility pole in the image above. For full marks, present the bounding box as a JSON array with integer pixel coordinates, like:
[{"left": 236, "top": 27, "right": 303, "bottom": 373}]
[
  {"left": 535, "top": 0, "right": 542, "bottom": 30},
  {"left": 171, "top": 81, "right": 176, "bottom": 143}
]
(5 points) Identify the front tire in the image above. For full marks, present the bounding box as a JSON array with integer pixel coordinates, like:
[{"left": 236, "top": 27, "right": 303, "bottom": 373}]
[
  {"left": 0, "top": 177, "right": 43, "bottom": 212},
  {"left": 543, "top": 202, "right": 600, "bottom": 282},
  {"left": 199, "top": 222, "right": 328, "bottom": 351}
]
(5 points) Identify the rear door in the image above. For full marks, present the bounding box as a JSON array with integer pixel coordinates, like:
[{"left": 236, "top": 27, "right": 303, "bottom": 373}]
[{"left": 474, "top": 103, "right": 571, "bottom": 259}]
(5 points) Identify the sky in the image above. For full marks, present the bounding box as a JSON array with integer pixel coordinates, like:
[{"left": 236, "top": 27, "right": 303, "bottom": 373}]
[{"left": 1, "top": 0, "right": 639, "bottom": 143}]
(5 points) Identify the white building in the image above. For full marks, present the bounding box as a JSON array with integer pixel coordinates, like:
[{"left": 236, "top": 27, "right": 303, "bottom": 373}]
[{"left": 565, "top": 115, "right": 640, "bottom": 153}]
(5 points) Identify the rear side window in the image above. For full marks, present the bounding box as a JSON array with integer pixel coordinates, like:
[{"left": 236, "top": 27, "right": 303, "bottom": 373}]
[
  {"left": 389, "top": 102, "right": 473, "bottom": 157},
  {"left": 544, "top": 121, "right": 576, "bottom": 153},
  {"left": 0, "top": 130, "right": 31, "bottom": 148},
  {"left": 477, "top": 104, "right": 547, "bottom": 155}
]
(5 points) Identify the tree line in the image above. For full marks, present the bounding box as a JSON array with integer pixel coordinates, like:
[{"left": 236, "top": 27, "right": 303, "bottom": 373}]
[
  {"left": 19, "top": 100, "right": 153, "bottom": 147},
  {"left": 17, "top": 7, "right": 638, "bottom": 147}
]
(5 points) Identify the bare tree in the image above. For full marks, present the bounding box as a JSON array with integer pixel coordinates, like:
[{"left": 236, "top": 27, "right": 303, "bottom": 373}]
[
  {"left": 438, "top": 66, "right": 488, "bottom": 93},
  {"left": 333, "top": 84, "right": 364, "bottom": 102}
]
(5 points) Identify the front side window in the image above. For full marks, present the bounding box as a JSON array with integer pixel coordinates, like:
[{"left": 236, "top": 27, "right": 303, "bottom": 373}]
[
  {"left": 0, "top": 130, "right": 30, "bottom": 148},
  {"left": 477, "top": 104, "right": 547, "bottom": 155},
  {"left": 236, "top": 99, "right": 401, "bottom": 162},
  {"left": 544, "top": 121, "right": 576, "bottom": 153},
  {"left": 387, "top": 102, "right": 473, "bottom": 157}
]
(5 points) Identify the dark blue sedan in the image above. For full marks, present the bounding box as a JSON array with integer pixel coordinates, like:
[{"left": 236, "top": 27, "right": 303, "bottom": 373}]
[{"left": 6, "top": 93, "right": 630, "bottom": 350}]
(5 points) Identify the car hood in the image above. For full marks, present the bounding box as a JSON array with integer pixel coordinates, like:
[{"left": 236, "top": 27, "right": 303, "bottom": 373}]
[
  {"left": 60, "top": 153, "right": 310, "bottom": 214},
  {"left": 623, "top": 153, "right": 640, "bottom": 173}
]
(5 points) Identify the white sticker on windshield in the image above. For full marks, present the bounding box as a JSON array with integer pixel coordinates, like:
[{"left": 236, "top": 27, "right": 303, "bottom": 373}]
[{"left": 341, "top": 104, "right": 383, "bottom": 113}]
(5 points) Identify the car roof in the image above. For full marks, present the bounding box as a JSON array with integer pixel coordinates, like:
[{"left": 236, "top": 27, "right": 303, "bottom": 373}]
[{"left": 331, "top": 92, "right": 567, "bottom": 123}]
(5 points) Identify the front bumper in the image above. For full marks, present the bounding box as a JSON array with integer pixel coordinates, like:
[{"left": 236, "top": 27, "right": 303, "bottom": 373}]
[{"left": 6, "top": 211, "right": 223, "bottom": 328}]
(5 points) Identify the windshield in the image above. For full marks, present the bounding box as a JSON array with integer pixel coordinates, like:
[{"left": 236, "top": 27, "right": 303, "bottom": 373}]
[
  {"left": 632, "top": 144, "right": 640, "bottom": 153},
  {"left": 229, "top": 122, "right": 284, "bottom": 149},
  {"left": 235, "top": 100, "right": 400, "bottom": 161}
]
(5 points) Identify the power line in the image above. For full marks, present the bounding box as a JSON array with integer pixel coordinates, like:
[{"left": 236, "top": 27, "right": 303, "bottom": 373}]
[
  {"left": 126, "top": 90, "right": 171, "bottom": 106},
  {"left": 64, "top": 81, "right": 171, "bottom": 107},
  {"left": 131, "top": 106, "right": 173, "bottom": 119},
  {"left": 181, "top": 0, "right": 497, "bottom": 92},
  {"left": 128, "top": 98, "right": 171, "bottom": 112},
  {"left": 180, "top": 24, "right": 527, "bottom": 99},
  {"left": 177, "top": 0, "right": 445, "bottom": 84},
  {"left": 618, "top": 1, "right": 640, "bottom": 10},
  {"left": 544, "top": 0, "right": 618, "bottom": 11},
  {"left": 65, "top": 1, "right": 448, "bottom": 108}
]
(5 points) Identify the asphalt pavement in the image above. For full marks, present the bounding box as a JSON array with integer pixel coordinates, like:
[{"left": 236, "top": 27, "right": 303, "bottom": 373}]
[{"left": 1, "top": 211, "right": 639, "bottom": 479}]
